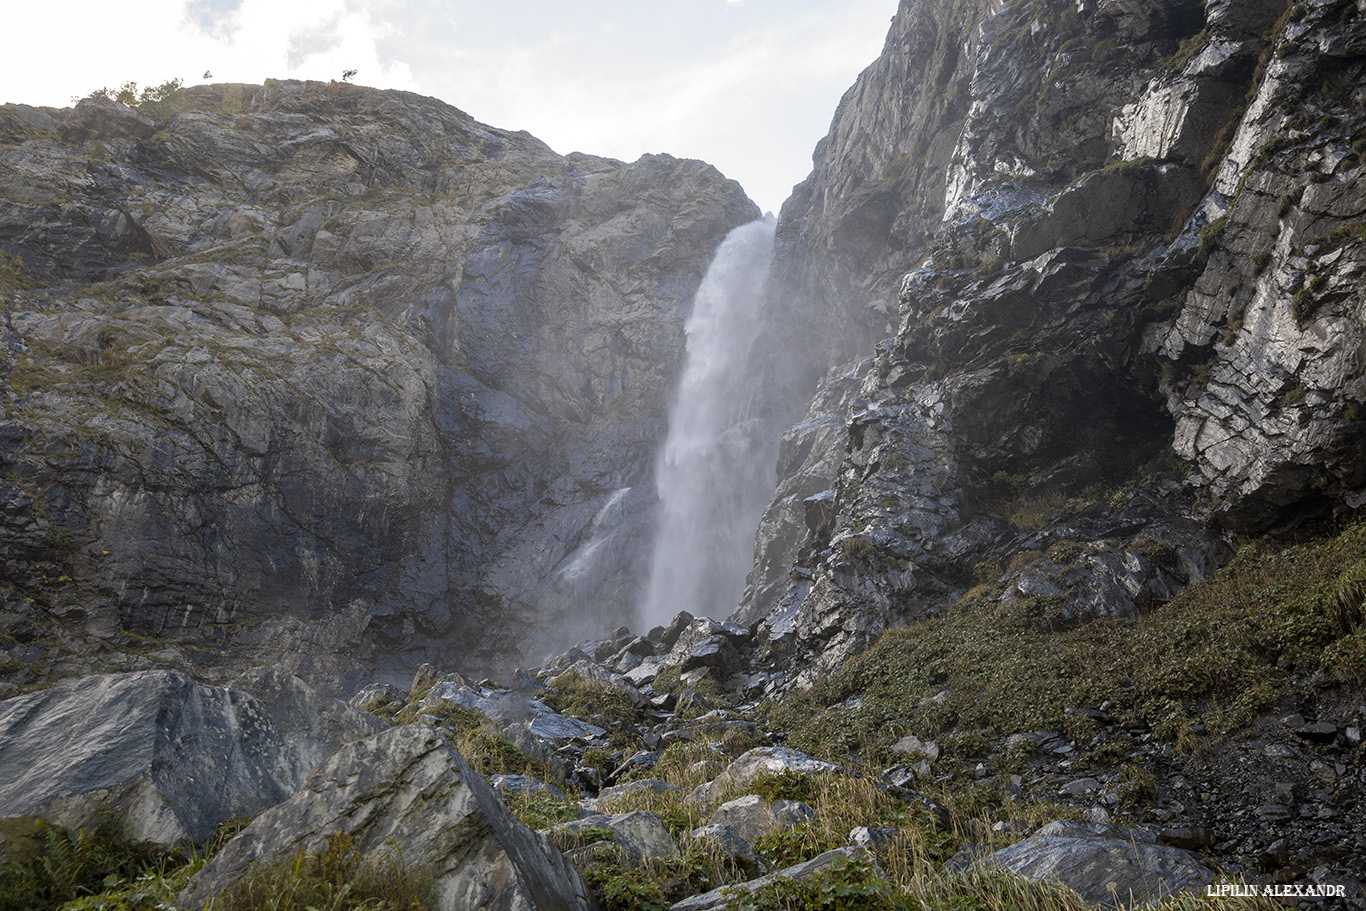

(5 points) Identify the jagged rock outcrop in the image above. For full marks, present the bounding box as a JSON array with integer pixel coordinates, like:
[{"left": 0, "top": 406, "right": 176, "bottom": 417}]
[
  {"left": 0, "top": 669, "right": 378, "bottom": 860},
  {"left": 0, "top": 80, "right": 756, "bottom": 688},
  {"left": 739, "top": 0, "right": 1366, "bottom": 685},
  {"left": 179, "top": 724, "right": 591, "bottom": 911}
]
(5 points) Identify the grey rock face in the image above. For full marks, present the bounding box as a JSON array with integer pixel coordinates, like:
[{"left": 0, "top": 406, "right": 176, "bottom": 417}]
[
  {"left": 985, "top": 819, "right": 1211, "bottom": 907},
  {"left": 179, "top": 724, "right": 590, "bottom": 911},
  {"left": 1151, "top": 1, "right": 1366, "bottom": 526},
  {"left": 0, "top": 80, "right": 757, "bottom": 688},
  {"left": 737, "top": 0, "right": 1366, "bottom": 688},
  {"left": 0, "top": 670, "right": 373, "bottom": 855}
]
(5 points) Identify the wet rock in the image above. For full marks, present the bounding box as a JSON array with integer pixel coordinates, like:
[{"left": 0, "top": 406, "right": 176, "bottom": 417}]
[{"left": 180, "top": 725, "right": 590, "bottom": 911}]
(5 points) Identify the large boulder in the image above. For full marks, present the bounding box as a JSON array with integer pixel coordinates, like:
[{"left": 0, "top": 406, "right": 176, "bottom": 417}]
[
  {"left": 0, "top": 670, "right": 363, "bottom": 859},
  {"left": 179, "top": 724, "right": 590, "bottom": 911},
  {"left": 983, "top": 819, "right": 1212, "bottom": 907}
]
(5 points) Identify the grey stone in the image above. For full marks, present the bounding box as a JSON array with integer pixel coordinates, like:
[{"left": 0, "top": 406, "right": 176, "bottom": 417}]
[
  {"left": 491, "top": 775, "right": 566, "bottom": 800},
  {"left": 546, "top": 810, "right": 677, "bottom": 861},
  {"left": 707, "top": 794, "right": 815, "bottom": 843},
  {"left": 849, "top": 826, "right": 900, "bottom": 848},
  {"left": 889, "top": 735, "right": 941, "bottom": 762},
  {"left": 985, "top": 820, "right": 1211, "bottom": 907},
  {"left": 594, "top": 778, "right": 680, "bottom": 808},
  {"left": 1060, "top": 778, "right": 1102, "bottom": 798},
  {"left": 179, "top": 725, "right": 590, "bottom": 911},
  {"left": 689, "top": 823, "right": 768, "bottom": 876},
  {"left": 548, "top": 660, "right": 645, "bottom": 706},
  {"left": 0, "top": 671, "right": 343, "bottom": 854}
]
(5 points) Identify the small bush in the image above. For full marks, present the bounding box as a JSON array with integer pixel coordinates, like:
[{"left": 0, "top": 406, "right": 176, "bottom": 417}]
[
  {"left": 725, "top": 856, "right": 908, "bottom": 911},
  {"left": 206, "top": 831, "right": 433, "bottom": 911}
]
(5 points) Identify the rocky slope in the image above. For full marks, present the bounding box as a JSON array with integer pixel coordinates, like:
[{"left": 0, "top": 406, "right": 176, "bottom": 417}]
[{"left": 0, "top": 80, "right": 756, "bottom": 690}]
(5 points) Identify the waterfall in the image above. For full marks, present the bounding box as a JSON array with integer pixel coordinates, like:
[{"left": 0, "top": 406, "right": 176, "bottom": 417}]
[{"left": 640, "top": 216, "right": 779, "bottom": 628}]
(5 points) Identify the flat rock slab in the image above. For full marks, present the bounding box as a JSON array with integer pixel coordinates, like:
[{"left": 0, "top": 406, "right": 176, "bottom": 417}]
[
  {"left": 0, "top": 670, "right": 317, "bottom": 855},
  {"left": 179, "top": 724, "right": 589, "bottom": 911},
  {"left": 985, "top": 819, "right": 1212, "bottom": 907}
]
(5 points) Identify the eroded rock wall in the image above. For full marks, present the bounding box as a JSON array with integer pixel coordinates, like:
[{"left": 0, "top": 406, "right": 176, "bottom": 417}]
[{"left": 0, "top": 81, "right": 756, "bottom": 688}]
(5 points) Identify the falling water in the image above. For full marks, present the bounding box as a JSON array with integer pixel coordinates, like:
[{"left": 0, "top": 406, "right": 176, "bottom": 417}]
[{"left": 640, "top": 216, "right": 779, "bottom": 628}]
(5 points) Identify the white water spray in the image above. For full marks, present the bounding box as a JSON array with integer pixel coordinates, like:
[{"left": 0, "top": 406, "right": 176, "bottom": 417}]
[{"left": 640, "top": 216, "right": 778, "bottom": 628}]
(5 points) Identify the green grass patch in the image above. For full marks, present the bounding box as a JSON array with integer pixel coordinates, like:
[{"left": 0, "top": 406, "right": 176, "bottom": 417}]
[
  {"left": 0, "top": 813, "right": 175, "bottom": 911},
  {"left": 394, "top": 699, "right": 564, "bottom": 786},
  {"left": 205, "top": 831, "right": 433, "bottom": 911},
  {"left": 774, "top": 516, "right": 1366, "bottom": 758},
  {"left": 540, "top": 670, "right": 643, "bottom": 729}
]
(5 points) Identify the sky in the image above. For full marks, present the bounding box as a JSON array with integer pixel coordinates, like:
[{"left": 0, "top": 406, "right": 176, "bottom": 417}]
[{"left": 2, "top": 0, "right": 900, "bottom": 213}]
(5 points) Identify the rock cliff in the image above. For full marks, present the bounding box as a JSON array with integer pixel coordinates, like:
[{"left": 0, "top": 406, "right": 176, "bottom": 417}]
[
  {"left": 738, "top": 0, "right": 1366, "bottom": 685},
  {"left": 0, "top": 80, "right": 756, "bottom": 689}
]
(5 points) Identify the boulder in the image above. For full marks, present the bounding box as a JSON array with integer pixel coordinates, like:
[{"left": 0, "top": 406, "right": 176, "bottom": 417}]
[
  {"left": 546, "top": 810, "right": 678, "bottom": 861},
  {"left": 707, "top": 794, "right": 815, "bottom": 843},
  {"left": 983, "top": 819, "right": 1212, "bottom": 907},
  {"left": 0, "top": 670, "right": 340, "bottom": 857},
  {"left": 595, "top": 777, "right": 678, "bottom": 808},
  {"left": 231, "top": 666, "right": 384, "bottom": 773},
  {"left": 548, "top": 660, "right": 646, "bottom": 706},
  {"left": 889, "top": 735, "right": 941, "bottom": 762},
  {"left": 58, "top": 96, "right": 157, "bottom": 142},
  {"left": 179, "top": 725, "right": 590, "bottom": 911},
  {"left": 689, "top": 823, "right": 768, "bottom": 877},
  {"left": 690, "top": 747, "right": 843, "bottom": 806}
]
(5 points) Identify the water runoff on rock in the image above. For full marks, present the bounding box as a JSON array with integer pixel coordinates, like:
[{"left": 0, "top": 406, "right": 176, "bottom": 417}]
[{"left": 640, "top": 216, "right": 780, "bottom": 628}]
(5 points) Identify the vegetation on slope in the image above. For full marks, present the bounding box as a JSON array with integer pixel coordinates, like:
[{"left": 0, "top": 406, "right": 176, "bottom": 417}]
[{"left": 773, "top": 514, "right": 1366, "bottom": 762}]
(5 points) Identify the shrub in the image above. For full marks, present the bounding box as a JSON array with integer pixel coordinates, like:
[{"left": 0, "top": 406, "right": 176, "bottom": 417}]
[{"left": 206, "top": 831, "right": 433, "bottom": 911}]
